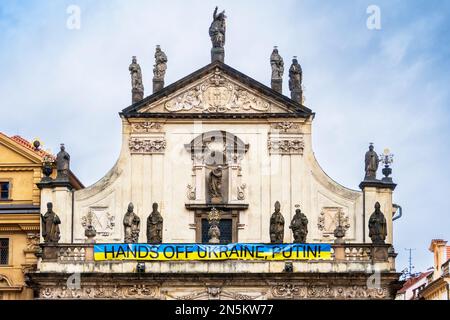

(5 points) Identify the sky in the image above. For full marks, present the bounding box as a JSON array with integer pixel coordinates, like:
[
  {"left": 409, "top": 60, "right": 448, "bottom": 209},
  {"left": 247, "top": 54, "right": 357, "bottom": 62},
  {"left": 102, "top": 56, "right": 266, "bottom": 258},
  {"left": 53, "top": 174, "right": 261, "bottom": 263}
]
[{"left": 0, "top": 0, "right": 449, "bottom": 273}]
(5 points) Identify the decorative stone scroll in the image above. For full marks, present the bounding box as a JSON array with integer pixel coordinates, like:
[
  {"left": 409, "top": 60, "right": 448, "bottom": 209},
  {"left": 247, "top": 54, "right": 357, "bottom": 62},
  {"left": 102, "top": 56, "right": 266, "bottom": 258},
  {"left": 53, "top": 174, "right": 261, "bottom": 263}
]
[
  {"left": 131, "top": 122, "right": 163, "bottom": 133},
  {"left": 164, "top": 69, "right": 271, "bottom": 113},
  {"left": 129, "top": 137, "right": 166, "bottom": 154},
  {"left": 267, "top": 137, "right": 304, "bottom": 155}
]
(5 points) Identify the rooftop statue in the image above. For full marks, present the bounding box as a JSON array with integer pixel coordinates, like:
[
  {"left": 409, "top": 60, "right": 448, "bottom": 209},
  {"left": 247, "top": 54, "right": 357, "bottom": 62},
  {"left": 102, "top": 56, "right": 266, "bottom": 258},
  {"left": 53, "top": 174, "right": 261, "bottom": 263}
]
[
  {"left": 270, "top": 47, "right": 284, "bottom": 80},
  {"left": 129, "top": 56, "right": 144, "bottom": 103},
  {"left": 209, "top": 6, "right": 226, "bottom": 48},
  {"left": 364, "top": 143, "right": 379, "bottom": 180},
  {"left": 153, "top": 46, "right": 168, "bottom": 81},
  {"left": 56, "top": 144, "right": 70, "bottom": 181},
  {"left": 289, "top": 57, "right": 303, "bottom": 103}
]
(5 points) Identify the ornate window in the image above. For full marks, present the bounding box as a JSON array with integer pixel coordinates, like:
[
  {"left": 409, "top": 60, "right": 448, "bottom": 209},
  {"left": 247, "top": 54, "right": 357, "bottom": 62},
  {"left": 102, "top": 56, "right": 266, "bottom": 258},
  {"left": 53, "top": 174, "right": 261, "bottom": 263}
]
[
  {"left": 0, "top": 238, "right": 9, "bottom": 265},
  {"left": 0, "top": 182, "right": 10, "bottom": 200},
  {"left": 201, "top": 219, "right": 233, "bottom": 244}
]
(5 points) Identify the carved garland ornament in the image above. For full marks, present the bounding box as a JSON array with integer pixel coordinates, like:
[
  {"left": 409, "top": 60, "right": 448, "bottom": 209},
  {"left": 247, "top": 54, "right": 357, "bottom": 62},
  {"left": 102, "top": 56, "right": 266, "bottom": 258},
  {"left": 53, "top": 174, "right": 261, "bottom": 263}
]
[
  {"left": 131, "top": 122, "right": 163, "bottom": 133},
  {"left": 40, "top": 285, "right": 157, "bottom": 299},
  {"left": 271, "top": 122, "right": 301, "bottom": 133},
  {"left": 129, "top": 137, "right": 166, "bottom": 154},
  {"left": 271, "top": 284, "right": 388, "bottom": 299},
  {"left": 267, "top": 137, "right": 305, "bottom": 155},
  {"left": 164, "top": 69, "right": 271, "bottom": 113}
]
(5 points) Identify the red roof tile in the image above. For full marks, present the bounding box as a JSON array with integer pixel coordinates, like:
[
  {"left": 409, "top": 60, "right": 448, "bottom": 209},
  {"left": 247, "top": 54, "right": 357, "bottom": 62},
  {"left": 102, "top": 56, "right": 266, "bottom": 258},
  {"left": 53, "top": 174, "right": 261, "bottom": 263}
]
[
  {"left": 397, "top": 271, "right": 433, "bottom": 293},
  {"left": 10, "top": 135, "right": 55, "bottom": 160}
]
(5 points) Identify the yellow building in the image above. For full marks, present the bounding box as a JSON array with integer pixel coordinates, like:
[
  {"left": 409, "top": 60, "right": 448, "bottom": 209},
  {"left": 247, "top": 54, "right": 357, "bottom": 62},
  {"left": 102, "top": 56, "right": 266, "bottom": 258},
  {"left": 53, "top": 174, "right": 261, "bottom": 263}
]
[
  {"left": 419, "top": 239, "right": 450, "bottom": 300},
  {"left": 0, "top": 133, "right": 82, "bottom": 299}
]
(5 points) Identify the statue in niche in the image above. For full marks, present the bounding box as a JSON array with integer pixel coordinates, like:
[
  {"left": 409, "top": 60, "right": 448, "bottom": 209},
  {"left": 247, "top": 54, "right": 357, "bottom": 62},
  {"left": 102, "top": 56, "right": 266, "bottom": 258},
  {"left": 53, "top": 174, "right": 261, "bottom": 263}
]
[
  {"left": 123, "top": 203, "right": 140, "bottom": 243},
  {"left": 147, "top": 203, "right": 163, "bottom": 244},
  {"left": 365, "top": 143, "right": 379, "bottom": 180},
  {"left": 56, "top": 144, "right": 70, "bottom": 180},
  {"left": 368, "top": 202, "right": 387, "bottom": 245},
  {"left": 270, "top": 201, "right": 285, "bottom": 243},
  {"left": 290, "top": 208, "right": 308, "bottom": 243},
  {"left": 209, "top": 6, "right": 226, "bottom": 48},
  {"left": 208, "top": 166, "right": 223, "bottom": 203},
  {"left": 41, "top": 202, "right": 61, "bottom": 243}
]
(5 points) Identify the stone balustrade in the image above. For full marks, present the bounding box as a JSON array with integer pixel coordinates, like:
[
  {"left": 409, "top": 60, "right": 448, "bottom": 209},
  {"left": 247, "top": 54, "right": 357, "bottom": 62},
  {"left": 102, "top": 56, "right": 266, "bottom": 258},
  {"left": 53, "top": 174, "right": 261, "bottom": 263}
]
[{"left": 39, "top": 243, "right": 394, "bottom": 266}]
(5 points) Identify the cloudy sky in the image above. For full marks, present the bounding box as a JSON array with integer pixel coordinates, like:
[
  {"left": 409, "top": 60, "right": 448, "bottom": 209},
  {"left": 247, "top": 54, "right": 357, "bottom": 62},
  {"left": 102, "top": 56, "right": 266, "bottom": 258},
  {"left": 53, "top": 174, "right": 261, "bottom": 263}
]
[{"left": 1, "top": 0, "right": 449, "bottom": 273}]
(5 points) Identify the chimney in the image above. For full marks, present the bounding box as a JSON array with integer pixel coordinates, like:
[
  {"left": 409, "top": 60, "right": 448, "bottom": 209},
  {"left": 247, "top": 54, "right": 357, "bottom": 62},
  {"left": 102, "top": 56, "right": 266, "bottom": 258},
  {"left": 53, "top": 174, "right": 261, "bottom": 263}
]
[{"left": 429, "top": 239, "right": 448, "bottom": 279}]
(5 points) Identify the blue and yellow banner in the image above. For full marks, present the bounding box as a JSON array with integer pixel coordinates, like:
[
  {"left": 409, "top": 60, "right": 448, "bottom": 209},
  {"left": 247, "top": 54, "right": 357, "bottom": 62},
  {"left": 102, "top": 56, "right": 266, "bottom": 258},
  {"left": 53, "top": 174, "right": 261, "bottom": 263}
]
[{"left": 94, "top": 243, "right": 332, "bottom": 261}]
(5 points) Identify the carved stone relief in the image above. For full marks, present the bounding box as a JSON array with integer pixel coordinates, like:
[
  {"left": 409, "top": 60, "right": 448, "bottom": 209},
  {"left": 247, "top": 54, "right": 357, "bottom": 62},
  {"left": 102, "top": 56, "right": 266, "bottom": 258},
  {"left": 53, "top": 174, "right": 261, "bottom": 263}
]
[
  {"left": 186, "top": 184, "right": 196, "bottom": 200},
  {"left": 267, "top": 137, "right": 305, "bottom": 155},
  {"left": 237, "top": 184, "right": 246, "bottom": 200},
  {"left": 131, "top": 122, "right": 163, "bottom": 133},
  {"left": 25, "top": 232, "right": 40, "bottom": 251},
  {"left": 81, "top": 207, "right": 115, "bottom": 237},
  {"left": 39, "top": 285, "right": 157, "bottom": 299},
  {"left": 317, "top": 207, "right": 350, "bottom": 238},
  {"left": 129, "top": 137, "right": 166, "bottom": 154},
  {"left": 141, "top": 69, "right": 281, "bottom": 114},
  {"left": 270, "top": 283, "right": 389, "bottom": 299},
  {"left": 270, "top": 122, "right": 301, "bottom": 133},
  {"left": 38, "top": 283, "right": 390, "bottom": 300}
]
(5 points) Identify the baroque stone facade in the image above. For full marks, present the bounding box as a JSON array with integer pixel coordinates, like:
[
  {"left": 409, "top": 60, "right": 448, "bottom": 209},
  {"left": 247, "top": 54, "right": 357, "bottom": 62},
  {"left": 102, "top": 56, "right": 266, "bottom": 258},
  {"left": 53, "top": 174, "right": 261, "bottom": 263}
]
[{"left": 29, "top": 18, "right": 400, "bottom": 299}]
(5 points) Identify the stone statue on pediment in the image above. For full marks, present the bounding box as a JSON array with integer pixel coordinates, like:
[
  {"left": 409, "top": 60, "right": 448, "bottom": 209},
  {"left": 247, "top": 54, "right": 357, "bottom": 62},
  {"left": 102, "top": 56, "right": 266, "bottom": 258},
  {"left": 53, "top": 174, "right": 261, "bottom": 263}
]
[
  {"left": 129, "top": 56, "right": 144, "bottom": 103},
  {"left": 290, "top": 208, "right": 308, "bottom": 243},
  {"left": 209, "top": 7, "right": 226, "bottom": 48},
  {"left": 271, "top": 47, "right": 284, "bottom": 80},
  {"left": 368, "top": 202, "right": 387, "bottom": 244},
  {"left": 270, "top": 201, "right": 284, "bottom": 243},
  {"left": 56, "top": 144, "right": 70, "bottom": 180},
  {"left": 41, "top": 202, "right": 61, "bottom": 243},
  {"left": 147, "top": 203, "right": 163, "bottom": 244},
  {"left": 153, "top": 46, "right": 168, "bottom": 81},
  {"left": 123, "top": 203, "right": 140, "bottom": 243},
  {"left": 365, "top": 143, "right": 379, "bottom": 180}
]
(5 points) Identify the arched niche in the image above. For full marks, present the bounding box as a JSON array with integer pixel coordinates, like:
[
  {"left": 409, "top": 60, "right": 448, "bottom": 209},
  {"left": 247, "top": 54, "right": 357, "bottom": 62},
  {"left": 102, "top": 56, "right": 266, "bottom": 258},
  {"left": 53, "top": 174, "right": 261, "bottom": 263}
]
[{"left": 184, "top": 131, "right": 249, "bottom": 205}]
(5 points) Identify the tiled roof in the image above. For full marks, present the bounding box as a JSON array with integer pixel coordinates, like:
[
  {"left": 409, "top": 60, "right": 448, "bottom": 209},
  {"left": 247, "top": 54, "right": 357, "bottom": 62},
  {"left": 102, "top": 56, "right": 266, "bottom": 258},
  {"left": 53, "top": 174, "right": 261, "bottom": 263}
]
[
  {"left": 10, "top": 135, "right": 55, "bottom": 160},
  {"left": 447, "top": 246, "right": 450, "bottom": 261},
  {"left": 397, "top": 271, "right": 433, "bottom": 293}
]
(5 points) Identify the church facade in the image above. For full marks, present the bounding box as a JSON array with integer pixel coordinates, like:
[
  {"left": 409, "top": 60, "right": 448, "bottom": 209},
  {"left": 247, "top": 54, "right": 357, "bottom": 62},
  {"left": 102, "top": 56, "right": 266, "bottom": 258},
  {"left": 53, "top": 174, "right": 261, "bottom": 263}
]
[{"left": 27, "top": 8, "right": 401, "bottom": 300}]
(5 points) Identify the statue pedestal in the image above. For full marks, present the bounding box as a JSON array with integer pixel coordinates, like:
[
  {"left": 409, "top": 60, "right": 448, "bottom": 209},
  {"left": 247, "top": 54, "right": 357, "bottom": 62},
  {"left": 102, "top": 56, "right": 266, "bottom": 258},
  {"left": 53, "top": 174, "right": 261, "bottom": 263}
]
[
  {"left": 290, "top": 88, "right": 303, "bottom": 104},
  {"left": 359, "top": 180, "right": 396, "bottom": 245},
  {"left": 271, "top": 79, "right": 282, "bottom": 93},
  {"left": 132, "top": 88, "right": 144, "bottom": 103},
  {"left": 153, "top": 79, "right": 164, "bottom": 93},
  {"left": 37, "top": 179, "right": 74, "bottom": 243},
  {"left": 211, "top": 47, "right": 225, "bottom": 63}
]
